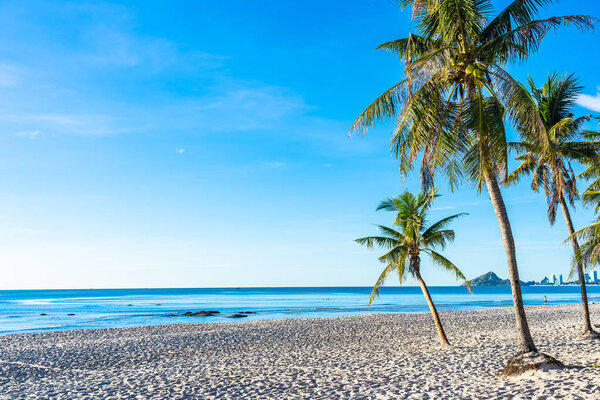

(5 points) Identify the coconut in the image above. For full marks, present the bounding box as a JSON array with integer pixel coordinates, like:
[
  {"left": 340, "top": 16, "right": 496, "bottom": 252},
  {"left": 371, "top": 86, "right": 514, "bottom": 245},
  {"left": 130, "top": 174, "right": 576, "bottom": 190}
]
[
  {"left": 473, "top": 69, "right": 484, "bottom": 78},
  {"left": 465, "top": 64, "right": 475, "bottom": 74}
]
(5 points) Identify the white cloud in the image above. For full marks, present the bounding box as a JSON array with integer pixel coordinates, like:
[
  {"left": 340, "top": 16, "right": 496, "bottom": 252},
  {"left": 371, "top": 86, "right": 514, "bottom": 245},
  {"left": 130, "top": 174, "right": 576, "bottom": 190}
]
[
  {"left": 176, "top": 148, "right": 185, "bottom": 154},
  {"left": 16, "top": 129, "right": 41, "bottom": 138},
  {"left": 576, "top": 88, "right": 600, "bottom": 112}
]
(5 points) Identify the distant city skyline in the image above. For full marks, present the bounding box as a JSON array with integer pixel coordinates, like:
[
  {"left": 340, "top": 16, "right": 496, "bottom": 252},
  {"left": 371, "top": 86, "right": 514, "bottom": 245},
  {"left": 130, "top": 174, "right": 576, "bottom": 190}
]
[
  {"left": 537, "top": 272, "right": 599, "bottom": 286},
  {"left": 1, "top": 0, "right": 600, "bottom": 289}
]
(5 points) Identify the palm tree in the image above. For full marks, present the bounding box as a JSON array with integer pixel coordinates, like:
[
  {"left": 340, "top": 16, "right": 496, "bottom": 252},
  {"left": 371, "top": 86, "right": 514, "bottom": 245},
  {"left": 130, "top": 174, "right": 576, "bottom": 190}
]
[
  {"left": 505, "top": 73, "right": 600, "bottom": 338},
  {"left": 350, "top": 0, "right": 594, "bottom": 373},
  {"left": 573, "top": 220, "right": 600, "bottom": 282},
  {"left": 356, "top": 190, "right": 471, "bottom": 348},
  {"left": 578, "top": 127, "right": 600, "bottom": 207}
]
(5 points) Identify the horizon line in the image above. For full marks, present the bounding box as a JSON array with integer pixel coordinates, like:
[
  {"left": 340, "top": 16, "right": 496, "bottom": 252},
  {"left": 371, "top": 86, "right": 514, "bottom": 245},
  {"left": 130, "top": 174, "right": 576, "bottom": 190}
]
[{"left": 0, "top": 284, "right": 472, "bottom": 291}]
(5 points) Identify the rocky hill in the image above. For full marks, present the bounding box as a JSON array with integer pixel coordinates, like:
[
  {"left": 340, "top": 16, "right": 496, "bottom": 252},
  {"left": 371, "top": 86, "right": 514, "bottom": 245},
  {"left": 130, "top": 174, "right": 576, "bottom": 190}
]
[{"left": 467, "top": 271, "right": 510, "bottom": 286}]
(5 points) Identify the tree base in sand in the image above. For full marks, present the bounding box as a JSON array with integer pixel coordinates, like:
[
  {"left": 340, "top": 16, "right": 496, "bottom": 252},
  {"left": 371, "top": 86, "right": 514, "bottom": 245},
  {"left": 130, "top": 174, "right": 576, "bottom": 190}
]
[
  {"left": 577, "top": 330, "right": 600, "bottom": 340},
  {"left": 500, "top": 352, "right": 564, "bottom": 377}
]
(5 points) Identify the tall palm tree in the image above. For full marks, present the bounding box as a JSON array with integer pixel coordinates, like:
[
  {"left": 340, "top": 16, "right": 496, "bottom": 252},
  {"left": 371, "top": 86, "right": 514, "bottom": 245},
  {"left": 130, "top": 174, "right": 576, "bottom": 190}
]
[
  {"left": 505, "top": 73, "right": 600, "bottom": 338},
  {"left": 356, "top": 190, "right": 471, "bottom": 348},
  {"left": 350, "top": 0, "right": 594, "bottom": 372}
]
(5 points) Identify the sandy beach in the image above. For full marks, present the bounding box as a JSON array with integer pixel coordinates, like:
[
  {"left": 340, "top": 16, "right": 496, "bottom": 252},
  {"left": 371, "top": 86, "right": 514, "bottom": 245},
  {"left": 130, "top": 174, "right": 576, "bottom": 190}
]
[{"left": 0, "top": 304, "right": 599, "bottom": 399}]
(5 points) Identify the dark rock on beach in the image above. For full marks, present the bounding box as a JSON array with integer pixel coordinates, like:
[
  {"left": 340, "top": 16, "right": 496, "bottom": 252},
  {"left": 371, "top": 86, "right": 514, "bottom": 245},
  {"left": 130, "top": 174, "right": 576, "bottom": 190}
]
[
  {"left": 190, "top": 312, "right": 215, "bottom": 317},
  {"left": 227, "top": 314, "right": 248, "bottom": 318},
  {"left": 182, "top": 311, "right": 220, "bottom": 317}
]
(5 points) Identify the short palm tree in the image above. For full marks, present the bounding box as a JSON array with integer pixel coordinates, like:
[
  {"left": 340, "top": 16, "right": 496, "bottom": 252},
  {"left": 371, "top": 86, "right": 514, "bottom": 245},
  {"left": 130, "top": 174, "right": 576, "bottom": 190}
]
[
  {"left": 505, "top": 73, "right": 600, "bottom": 338},
  {"left": 350, "top": 0, "right": 594, "bottom": 373},
  {"left": 356, "top": 190, "right": 471, "bottom": 348}
]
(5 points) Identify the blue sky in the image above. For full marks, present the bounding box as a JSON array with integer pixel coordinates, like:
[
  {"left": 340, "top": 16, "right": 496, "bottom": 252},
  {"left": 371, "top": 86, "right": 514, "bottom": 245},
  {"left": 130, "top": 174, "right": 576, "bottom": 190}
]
[{"left": 1, "top": 0, "right": 600, "bottom": 289}]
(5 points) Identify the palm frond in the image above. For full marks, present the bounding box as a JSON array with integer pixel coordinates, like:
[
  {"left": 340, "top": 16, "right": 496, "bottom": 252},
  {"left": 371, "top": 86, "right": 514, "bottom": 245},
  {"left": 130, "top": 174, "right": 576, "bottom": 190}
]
[
  {"left": 423, "top": 229, "right": 456, "bottom": 249},
  {"left": 481, "top": 0, "right": 555, "bottom": 40},
  {"left": 355, "top": 235, "right": 399, "bottom": 250},
  {"left": 368, "top": 262, "right": 398, "bottom": 306},
  {"left": 480, "top": 15, "right": 596, "bottom": 63},
  {"left": 504, "top": 155, "right": 537, "bottom": 186},
  {"left": 350, "top": 80, "right": 407, "bottom": 135},
  {"left": 377, "top": 33, "right": 445, "bottom": 62},
  {"left": 422, "top": 213, "right": 467, "bottom": 238}
]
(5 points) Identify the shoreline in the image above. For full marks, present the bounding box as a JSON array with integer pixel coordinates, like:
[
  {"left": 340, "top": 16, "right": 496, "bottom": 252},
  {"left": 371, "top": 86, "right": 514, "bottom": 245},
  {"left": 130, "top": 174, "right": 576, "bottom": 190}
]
[
  {"left": 1, "top": 304, "right": 599, "bottom": 399},
  {"left": 0, "top": 303, "right": 593, "bottom": 338},
  {"left": 3, "top": 285, "right": 600, "bottom": 336}
]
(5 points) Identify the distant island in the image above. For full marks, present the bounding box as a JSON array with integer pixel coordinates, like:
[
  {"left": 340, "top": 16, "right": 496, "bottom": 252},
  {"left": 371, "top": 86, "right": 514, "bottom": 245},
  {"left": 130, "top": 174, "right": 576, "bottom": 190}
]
[{"left": 467, "top": 271, "right": 511, "bottom": 286}]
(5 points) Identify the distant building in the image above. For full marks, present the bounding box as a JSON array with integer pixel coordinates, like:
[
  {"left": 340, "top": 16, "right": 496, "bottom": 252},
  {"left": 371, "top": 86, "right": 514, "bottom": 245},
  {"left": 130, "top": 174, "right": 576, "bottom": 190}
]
[
  {"left": 540, "top": 276, "right": 550, "bottom": 285},
  {"left": 552, "top": 275, "right": 557, "bottom": 285},
  {"left": 559, "top": 274, "right": 563, "bottom": 285},
  {"left": 594, "top": 271, "right": 598, "bottom": 284},
  {"left": 585, "top": 273, "right": 591, "bottom": 283}
]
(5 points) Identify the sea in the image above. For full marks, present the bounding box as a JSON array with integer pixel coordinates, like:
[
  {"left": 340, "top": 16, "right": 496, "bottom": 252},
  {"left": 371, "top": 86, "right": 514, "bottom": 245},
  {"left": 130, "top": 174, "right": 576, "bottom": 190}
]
[{"left": 1, "top": 286, "right": 599, "bottom": 335}]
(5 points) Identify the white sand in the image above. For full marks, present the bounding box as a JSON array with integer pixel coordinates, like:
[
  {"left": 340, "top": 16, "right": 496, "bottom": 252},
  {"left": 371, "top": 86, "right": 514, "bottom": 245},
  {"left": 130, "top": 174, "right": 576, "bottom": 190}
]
[{"left": 0, "top": 304, "right": 599, "bottom": 399}]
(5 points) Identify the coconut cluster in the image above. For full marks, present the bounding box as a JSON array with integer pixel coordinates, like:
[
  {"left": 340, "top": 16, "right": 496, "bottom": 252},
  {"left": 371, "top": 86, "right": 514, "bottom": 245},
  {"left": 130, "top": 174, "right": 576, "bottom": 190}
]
[
  {"left": 449, "top": 59, "right": 488, "bottom": 82},
  {"left": 465, "top": 63, "right": 487, "bottom": 78}
]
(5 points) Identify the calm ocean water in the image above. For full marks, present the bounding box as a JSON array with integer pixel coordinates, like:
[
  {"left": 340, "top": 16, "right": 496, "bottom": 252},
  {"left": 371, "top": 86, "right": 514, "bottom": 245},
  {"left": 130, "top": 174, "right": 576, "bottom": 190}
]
[{"left": 1, "top": 286, "right": 599, "bottom": 335}]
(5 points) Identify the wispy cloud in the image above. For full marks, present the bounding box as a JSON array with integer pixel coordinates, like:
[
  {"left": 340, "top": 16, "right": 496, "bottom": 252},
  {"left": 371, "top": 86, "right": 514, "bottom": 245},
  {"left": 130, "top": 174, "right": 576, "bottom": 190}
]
[
  {"left": 0, "top": 81, "right": 309, "bottom": 137},
  {"left": 181, "top": 84, "right": 308, "bottom": 132},
  {"left": 176, "top": 148, "right": 185, "bottom": 154},
  {"left": 0, "top": 0, "right": 356, "bottom": 166},
  {"left": 81, "top": 28, "right": 228, "bottom": 73},
  {"left": 0, "top": 2, "right": 298, "bottom": 137},
  {"left": 577, "top": 88, "right": 600, "bottom": 112},
  {"left": 0, "top": 113, "right": 129, "bottom": 136},
  {"left": 15, "top": 129, "right": 41, "bottom": 138}
]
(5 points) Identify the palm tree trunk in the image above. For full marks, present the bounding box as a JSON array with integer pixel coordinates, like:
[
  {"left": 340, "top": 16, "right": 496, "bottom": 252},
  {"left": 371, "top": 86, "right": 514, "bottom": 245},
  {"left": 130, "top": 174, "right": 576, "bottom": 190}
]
[
  {"left": 484, "top": 170, "right": 537, "bottom": 353},
  {"left": 558, "top": 195, "right": 596, "bottom": 335},
  {"left": 414, "top": 266, "right": 450, "bottom": 348}
]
